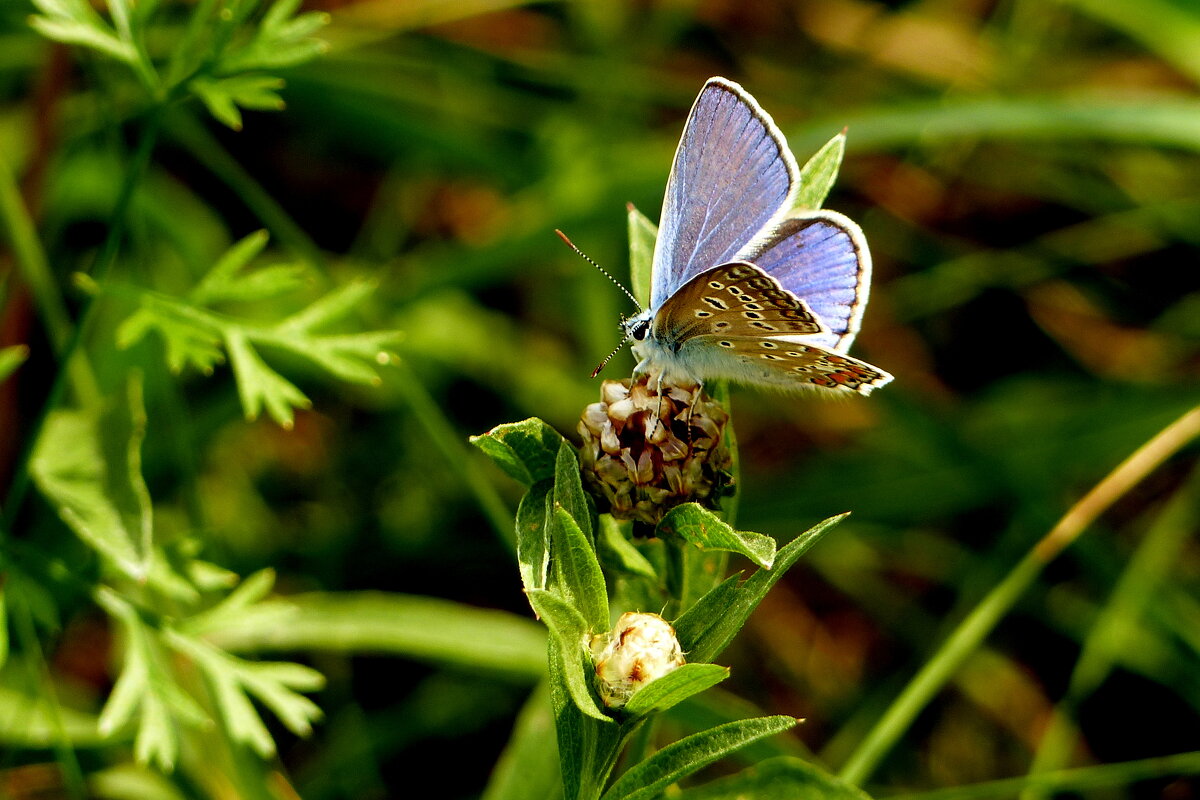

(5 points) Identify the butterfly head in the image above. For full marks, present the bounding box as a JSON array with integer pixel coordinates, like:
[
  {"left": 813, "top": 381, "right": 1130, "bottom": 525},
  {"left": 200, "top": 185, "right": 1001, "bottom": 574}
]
[{"left": 622, "top": 310, "right": 653, "bottom": 343}]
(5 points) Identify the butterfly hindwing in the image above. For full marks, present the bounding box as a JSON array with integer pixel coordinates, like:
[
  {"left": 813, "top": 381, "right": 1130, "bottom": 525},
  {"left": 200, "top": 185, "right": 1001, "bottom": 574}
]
[
  {"left": 655, "top": 261, "right": 826, "bottom": 344},
  {"left": 736, "top": 211, "right": 872, "bottom": 352},
  {"left": 684, "top": 335, "right": 893, "bottom": 395},
  {"left": 650, "top": 78, "right": 799, "bottom": 309}
]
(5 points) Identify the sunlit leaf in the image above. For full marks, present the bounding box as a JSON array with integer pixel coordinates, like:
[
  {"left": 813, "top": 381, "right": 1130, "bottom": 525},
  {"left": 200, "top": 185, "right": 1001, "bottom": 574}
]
[
  {"left": 675, "top": 514, "right": 848, "bottom": 664},
  {"left": 622, "top": 663, "right": 730, "bottom": 717},
  {"left": 549, "top": 506, "right": 608, "bottom": 631},
  {"left": 0, "top": 345, "right": 28, "bottom": 383},
  {"left": 527, "top": 589, "right": 610, "bottom": 722},
  {"left": 659, "top": 504, "right": 776, "bottom": 569},
  {"left": 793, "top": 131, "right": 846, "bottom": 211},
  {"left": 225, "top": 329, "right": 311, "bottom": 428},
  {"left": 676, "top": 756, "right": 875, "bottom": 800},
  {"left": 191, "top": 76, "right": 287, "bottom": 131},
  {"left": 600, "top": 716, "right": 798, "bottom": 800},
  {"left": 627, "top": 203, "right": 657, "bottom": 309},
  {"left": 470, "top": 418, "right": 567, "bottom": 487},
  {"left": 30, "top": 379, "right": 153, "bottom": 578}
]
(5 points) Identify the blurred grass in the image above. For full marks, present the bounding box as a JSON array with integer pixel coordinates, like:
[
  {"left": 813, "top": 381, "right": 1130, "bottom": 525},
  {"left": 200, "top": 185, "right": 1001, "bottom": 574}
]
[{"left": 1, "top": 0, "right": 1199, "bottom": 798}]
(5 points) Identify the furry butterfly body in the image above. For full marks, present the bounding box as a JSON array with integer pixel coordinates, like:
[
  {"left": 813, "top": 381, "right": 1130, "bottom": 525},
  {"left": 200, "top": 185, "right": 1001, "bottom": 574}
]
[{"left": 625, "top": 77, "right": 892, "bottom": 395}]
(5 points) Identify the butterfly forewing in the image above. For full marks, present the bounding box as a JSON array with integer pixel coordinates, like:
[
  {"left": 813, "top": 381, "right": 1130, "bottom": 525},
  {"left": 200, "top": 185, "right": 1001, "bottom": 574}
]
[
  {"left": 656, "top": 261, "right": 826, "bottom": 344},
  {"left": 688, "top": 335, "right": 893, "bottom": 395},
  {"left": 736, "top": 211, "right": 872, "bottom": 352},
  {"left": 651, "top": 79, "right": 798, "bottom": 308}
]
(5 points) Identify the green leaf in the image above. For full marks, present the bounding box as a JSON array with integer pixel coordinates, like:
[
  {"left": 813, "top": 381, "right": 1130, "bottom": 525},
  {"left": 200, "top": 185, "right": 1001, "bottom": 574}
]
[
  {"left": 30, "top": 379, "right": 154, "bottom": 578},
  {"left": 515, "top": 480, "right": 552, "bottom": 592},
  {"left": 598, "top": 515, "right": 658, "bottom": 580},
  {"left": 29, "top": 15, "right": 136, "bottom": 63},
  {"left": 116, "top": 307, "right": 224, "bottom": 375},
  {"left": 793, "top": 132, "right": 846, "bottom": 211},
  {"left": 549, "top": 644, "right": 625, "bottom": 800},
  {"left": 191, "top": 75, "right": 287, "bottom": 131},
  {"left": 627, "top": 203, "right": 657, "bottom": 309},
  {"left": 623, "top": 663, "right": 730, "bottom": 717},
  {"left": 659, "top": 504, "right": 776, "bottom": 569},
  {"left": 549, "top": 506, "right": 609, "bottom": 631},
  {"left": 554, "top": 440, "right": 593, "bottom": 540},
  {"left": 481, "top": 682, "right": 561, "bottom": 800},
  {"left": 217, "top": 0, "right": 330, "bottom": 74},
  {"left": 470, "top": 417, "right": 567, "bottom": 487},
  {"left": 676, "top": 756, "right": 875, "bottom": 800},
  {"left": 0, "top": 344, "right": 28, "bottom": 383},
  {"left": 601, "top": 716, "right": 799, "bottom": 800},
  {"left": 225, "top": 329, "right": 311, "bottom": 428},
  {"left": 0, "top": 582, "right": 7, "bottom": 670},
  {"left": 189, "top": 229, "right": 272, "bottom": 303},
  {"left": 0, "top": 682, "right": 104, "bottom": 747},
  {"left": 197, "top": 592, "right": 546, "bottom": 681},
  {"left": 527, "top": 589, "right": 610, "bottom": 722},
  {"left": 675, "top": 514, "right": 848, "bottom": 664}
]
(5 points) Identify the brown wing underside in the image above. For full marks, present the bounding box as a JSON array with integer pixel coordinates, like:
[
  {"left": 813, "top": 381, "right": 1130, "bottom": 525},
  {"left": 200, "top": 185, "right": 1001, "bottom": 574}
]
[
  {"left": 691, "top": 334, "right": 893, "bottom": 394},
  {"left": 655, "top": 261, "right": 826, "bottom": 343}
]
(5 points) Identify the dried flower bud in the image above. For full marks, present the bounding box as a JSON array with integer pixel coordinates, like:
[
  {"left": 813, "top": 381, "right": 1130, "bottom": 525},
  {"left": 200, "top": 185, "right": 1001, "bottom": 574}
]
[
  {"left": 577, "top": 375, "right": 733, "bottom": 525},
  {"left": 590, "top": 611, "right": 685, "bottom": 708}
]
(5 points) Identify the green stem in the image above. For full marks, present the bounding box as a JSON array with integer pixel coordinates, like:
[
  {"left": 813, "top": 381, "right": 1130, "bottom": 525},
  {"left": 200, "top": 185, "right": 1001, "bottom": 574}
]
[
  {"left": 165, "top": 112, "right": 330, "bottom": 280},
  {"left": 390, "top": 359, "right": 515, "bottom": 550},
  {"left": 0, "top": 109, "right": 164, "bottom": 537},
  {"left": 837, "top": 404, "right": 1200, "bottom": 786},
  {"left": 888, "top": 750, "right": 1200, "bottom": 800},
  {"left": 0, "top": 147, "right": 99, "bottom": 406}
]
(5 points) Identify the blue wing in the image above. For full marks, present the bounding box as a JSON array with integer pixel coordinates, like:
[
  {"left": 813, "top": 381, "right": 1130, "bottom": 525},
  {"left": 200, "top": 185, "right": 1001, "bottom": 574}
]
[
  {"left": 650, "top": 78, "right": 798, "bottom": 310},
  {"left": 736, "top": 210, "right": 873, "bottom": 352}
]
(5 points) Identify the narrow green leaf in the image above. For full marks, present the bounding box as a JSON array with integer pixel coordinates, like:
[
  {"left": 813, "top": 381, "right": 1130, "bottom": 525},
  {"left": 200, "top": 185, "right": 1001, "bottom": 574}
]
[
  {"left": 554, "top": 440, "right": 593, "bottom": 540},
  {"left": 470, "top": 417, "right": 566, "bottom": 487},
  {"left": 108, "top": 0, "right": 133, "bottom": 42},
  {"left": 675, "top": 514, "right": 847, "bottom": 664},
  {"left": 481, "top": 682, "right": 561, "bottom": 800},
  {"left": 278, "top": 279, "right": 375, "bottom": 332},
  {"left": 550, "top": 506, "right": 609, "bottom": 631},
  {"left": 627, "top": 203, "right": 657, "bottom": 309},
  {"left": 676, "top": 756, "right": 874, "bottom": 800},
  {"left": 793, "top": 132, "right": 846, "bottom": 211},
  {"left": 0, "top": 344, "right": 28, "bottom": 383},
  {"left": 527, "top": 589, "right": 610, "bottom": 722},
  {"left": 601, "top": 716, "right": 798, "bottom": 800},
  {"left": 225, "top": 330, "right": 311, "bottom": 428},
  {"left": 659, "top": 504, "right": 776, "bottom": 569},
  {"left": 0, "top": 684, "right": 104, "bottom": 747},
  {"left": 198, "top": 591, "right": 546, "bottom": 680},
  {"left": 623, "top": 663, "right": 730, "bottom": 717},
  {"left": 516, "top": 480, "right": 552, "bottom": 592},
  {"left": 598, "top": 515, "right": 658, "bottom": 580},
  {"left": 0, "top": 582, "right": 7, "bottom": 669},
  {"left": 190, "top": 230, "right": 271, "bottom": 304},
  {"left": 29, "top": 16, "right": 136, "bottom": 62},
  {"left": 30, "top": 380, "right": 155, "bottom": 578},
  {"left": 549, "top": 645, "right": 625, "bottom": 800}
]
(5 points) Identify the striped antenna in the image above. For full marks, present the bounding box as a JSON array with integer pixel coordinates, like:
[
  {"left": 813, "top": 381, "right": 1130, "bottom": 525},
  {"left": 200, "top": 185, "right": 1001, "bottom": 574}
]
[
  {"left": 555, "top": 229, "right": 642, "bottom": 311},
  {"left": 590, "top": 328, "right": 635, "bottom": 378}
]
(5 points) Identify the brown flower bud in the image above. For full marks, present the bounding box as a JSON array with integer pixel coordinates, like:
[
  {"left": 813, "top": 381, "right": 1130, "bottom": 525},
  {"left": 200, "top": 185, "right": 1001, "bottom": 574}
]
[
  {"left": 577, "top": 375, "right": 734, "bottom": 525},
  {"left": 590, "top": 611, "right": 685, "bottom": 708}
]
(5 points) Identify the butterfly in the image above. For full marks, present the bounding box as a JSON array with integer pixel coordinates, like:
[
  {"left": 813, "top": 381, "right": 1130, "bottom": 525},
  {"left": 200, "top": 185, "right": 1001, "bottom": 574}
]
[{"left": 618, "top": 77, "right": 892, "bottom": 396}]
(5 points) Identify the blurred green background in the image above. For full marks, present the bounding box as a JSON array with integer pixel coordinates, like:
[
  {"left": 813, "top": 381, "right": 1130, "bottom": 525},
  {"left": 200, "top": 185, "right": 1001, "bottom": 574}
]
[{"left": 2, "top": 0, "right": 1200, "bottom": 798}]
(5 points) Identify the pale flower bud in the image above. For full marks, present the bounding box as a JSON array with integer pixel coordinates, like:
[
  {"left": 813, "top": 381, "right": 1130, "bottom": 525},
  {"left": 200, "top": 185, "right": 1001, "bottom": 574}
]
[{"left": 589, "top": 611, "right": 685, "bottom": 708}]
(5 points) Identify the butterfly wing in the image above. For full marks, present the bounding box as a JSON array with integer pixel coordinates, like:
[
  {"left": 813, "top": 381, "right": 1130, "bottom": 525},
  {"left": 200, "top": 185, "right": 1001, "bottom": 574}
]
[
  {"left": 682, "top": 334, "right": 893, "bottom": 395},
  {"left": 650, "top": 78, "right": 799, "bottom": 309},
  {"left": 655, "top": 261, "right": 826, "bottom": 344},
  {"left": 735, "top": 210, "right": 873, "bottom": 352}
]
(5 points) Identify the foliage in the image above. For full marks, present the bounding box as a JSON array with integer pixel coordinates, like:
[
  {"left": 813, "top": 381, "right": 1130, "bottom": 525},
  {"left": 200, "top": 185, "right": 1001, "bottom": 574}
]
[{"left": 1, "top": 0, "right": 1199, "bottom": 799}]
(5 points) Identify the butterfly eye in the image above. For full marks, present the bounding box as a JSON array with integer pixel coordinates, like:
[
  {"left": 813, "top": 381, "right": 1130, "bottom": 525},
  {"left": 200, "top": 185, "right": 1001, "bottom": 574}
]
[{"left": 631, "top": 320, "right": 650, "bottom": 341}]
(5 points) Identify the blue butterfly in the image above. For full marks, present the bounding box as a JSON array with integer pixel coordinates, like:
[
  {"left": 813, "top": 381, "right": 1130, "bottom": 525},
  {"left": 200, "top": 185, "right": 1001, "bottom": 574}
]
[{"left": 621, "top": 77, "right": 892, "bottom": 395}]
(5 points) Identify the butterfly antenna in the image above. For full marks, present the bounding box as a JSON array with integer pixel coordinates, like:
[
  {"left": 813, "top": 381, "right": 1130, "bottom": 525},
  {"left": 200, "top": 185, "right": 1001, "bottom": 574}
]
[
  {"left": 555, "top": 229, "right": 642, "bottom": 311},
  {"left": 590, "top": 330, "right": 634, "bottom": 378}
]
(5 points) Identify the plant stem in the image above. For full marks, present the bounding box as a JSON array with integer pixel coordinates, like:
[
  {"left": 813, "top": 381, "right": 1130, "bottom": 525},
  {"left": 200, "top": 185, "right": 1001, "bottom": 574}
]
[
  {"left": 0, "top": 108, "right": 164, "bottom": 538},
  {"left": 837, "top": 404, "right": 1200, "bottom": 786},
  {"left": 888, "top": 750, "right": 1200, "bottom": 800}
]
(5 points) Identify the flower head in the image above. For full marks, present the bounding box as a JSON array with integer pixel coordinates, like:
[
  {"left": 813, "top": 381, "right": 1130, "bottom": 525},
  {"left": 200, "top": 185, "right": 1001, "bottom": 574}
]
[
  {"left": 590, "top": 611, "right": 685, "bottom": 708},
  {"left": 578, "top": 375, "right": 734, "bottom": 526}
]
